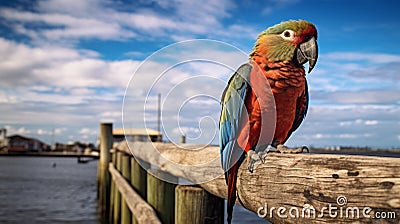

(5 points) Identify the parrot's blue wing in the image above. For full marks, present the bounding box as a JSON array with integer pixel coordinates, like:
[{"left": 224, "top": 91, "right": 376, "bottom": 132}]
[{"left": 219, "top": 63, "right": 252, "bottom": 176}]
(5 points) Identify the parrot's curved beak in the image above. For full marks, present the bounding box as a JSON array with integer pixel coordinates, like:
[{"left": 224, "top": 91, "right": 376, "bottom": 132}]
[{"left": 296, "top": 36, "right": 318, "bottom": 73}]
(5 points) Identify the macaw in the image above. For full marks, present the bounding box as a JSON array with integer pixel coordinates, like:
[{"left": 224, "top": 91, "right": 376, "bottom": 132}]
[{"left": 219, "top": 20, "right": 318, "bottom": 223}]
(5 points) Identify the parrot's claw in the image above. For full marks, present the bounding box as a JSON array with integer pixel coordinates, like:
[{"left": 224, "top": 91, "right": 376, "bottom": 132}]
[
  {"left": 247, "top": 151, "right": 261, "bottom": 173},
  {"left": 247, "top": 145, "right": 309, "bottom": 172},
  {"left": 247, "top": 145, "right": 275, "bottom": 173},
  {"left": 276, "top": 144, "right": 309, "bottom": 153}
]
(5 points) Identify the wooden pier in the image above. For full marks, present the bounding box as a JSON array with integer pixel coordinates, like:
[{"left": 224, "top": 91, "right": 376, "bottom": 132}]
[{"left": 97, "top": 123, "right": 400, "bottom": 223}]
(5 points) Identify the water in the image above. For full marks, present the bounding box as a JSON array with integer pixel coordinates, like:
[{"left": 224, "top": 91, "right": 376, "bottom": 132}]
[
  {"left": 0, "top": 156, "right": 268, "bottom": 224},
  {"left": 232, "top": 204, "right": 270, "bottom": 223},
  {"left": 0, "top": 157, "right": 99, "bottom": 224}
]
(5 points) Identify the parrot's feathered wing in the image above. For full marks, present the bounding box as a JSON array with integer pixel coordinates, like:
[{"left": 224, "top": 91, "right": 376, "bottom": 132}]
[
  {"left": 219, "top": 63, "right": 252, "bottom": 175},
  {"left": 219, "top": 63, "right": 252, "bottom": 223}
]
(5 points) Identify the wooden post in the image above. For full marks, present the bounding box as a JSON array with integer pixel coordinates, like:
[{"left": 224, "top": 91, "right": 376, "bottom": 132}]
[
  {"left": 134, "top": 135, "right": 141, "bottom": 142},
  {"left": 131, "top": 157, "right": 150, "bottom": 199},
  {"left": 113, "top": 151, "right": 122, "bottom": 224},
  {"left": 180, "top": 135, "right": 186, "bottom": 144},
  {"left": 131, "top": 157, "right": 149, "bottom": 224},
  {"left": 175, "top": 185, "right": 224, "bottom": 224},
  {"left": 98, "top": 122, "right": 112, "bottom": 220},
  {"left": 121, "top": 153, "right": 131, "bottom": 224},
  {"left": 109, "top": 150, "right": 117, "bottom": 222},
  {"left": 147, "top": 169, "right": 178, "bottom": 224}
]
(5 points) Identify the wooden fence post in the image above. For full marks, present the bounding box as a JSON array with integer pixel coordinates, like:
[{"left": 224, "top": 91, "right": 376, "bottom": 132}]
[
  {"left": 175, "top": 185, "right": 224, "bottom": 224},
  {"left": 113, "top": 151, "right": 122, "bottom": 224},
  {"left": 131, "top": 157, "right": 150, "bottom": 224},
  {"left": 98, "top": 122, "right": 112, "bottom": 220},
  {"left": 109, "top": 150, "right": 117, "bottom": 222},
  {"left": 180, "top": 135, "right": 186, "bottom": 144},
  {"left": 121, "top": 153, "right": 131, "bottom": 224},
  {"left": 147, "top": 169, "right": 178, "bottom": 224},
  {"left": 131, "top": 157, "right": 150, "bottom": 199}
]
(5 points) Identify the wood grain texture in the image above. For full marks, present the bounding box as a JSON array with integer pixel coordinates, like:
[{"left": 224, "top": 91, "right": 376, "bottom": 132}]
[
  {"left": 237, "top": 153, "right": 400, "bottom": 223},
  {"left": 112, "top": 151, "right": 122, "bottom": 224},
  {"left": 115, "top": 141, "right": 400, "bottom": 223},
  {"left": 131, "top": 157, "right": 149, "bottom": 200},
  {"left": 98, "top": 123, "right": 112, "bottom": 220},
  {"left": 147, "top": 169, "right": 177, "bottom": 224},
  {"left": 175, "top": 185, "right": 224, "bottom": 224},
  {"left": 121, "top": 154, "right": 131, "bottom": 224}
]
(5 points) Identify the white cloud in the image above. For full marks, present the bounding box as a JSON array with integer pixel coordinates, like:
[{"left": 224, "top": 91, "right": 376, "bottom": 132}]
[
  {"left": 364, "top": 120, "right": 378, "bottom": 126},
  {"left": 37, "top": 129, "right": 49, "bottom": 135},
  {"left": 314, "top": 133, "right": 325, "bottom": 139},
  {"left": 54, "top": 128, "right": 66, "bottom": 135},
  {"left": 17, "top": 127, "right": 31, "bottom": 135},
  {"left": 0, "top": 38, "right": 138, "bottom": 89},
  {"left": 0, "top": 37, "right": 246, "bottom": 145},
  {"left": 338, "top": 119, "right": 379, "bottom": 127},
  {"left": 0, "top": 6, "right": 136, "bottom": 42},
  {"left": 173, "top": 126, "right": 200, "bottom": 136},
  {"left": 324, "top": 52, "right": 400, "bottom": 64},
  {"left": 304, "top": 133, "right": 369, "bottom": 140},
  {"left": 79, "top": 127, "right": 97, "bottom": 136},
  {"left": 310, "top": 51, "right": 400, "bottom": 97},
  {"left": 38, "top": 0, "right": 103, "bottom": 15},
  {"left": 3, "top": 125, "right": 66, "bottom": 139},
  {"left": 0, "top": 0, "right": 252, "bottom": 44},
  {"left": 338, "top": 134, "right": 357, "bottom": 139},
  {"left": 286, "top": 103, "right": 400, "bottom": 148},
  {"left": 313, "top": 90, "right": 400, "bottom": 105}
]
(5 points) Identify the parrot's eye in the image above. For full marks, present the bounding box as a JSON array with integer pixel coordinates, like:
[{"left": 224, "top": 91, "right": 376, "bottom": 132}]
[{"left": 280, "top": 30, "right": 295, "bottom": 41}]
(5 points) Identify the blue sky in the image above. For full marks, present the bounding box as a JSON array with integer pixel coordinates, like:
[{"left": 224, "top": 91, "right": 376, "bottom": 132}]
[{"left": 0, "top": 0, "right": 399, "bottom": 148}]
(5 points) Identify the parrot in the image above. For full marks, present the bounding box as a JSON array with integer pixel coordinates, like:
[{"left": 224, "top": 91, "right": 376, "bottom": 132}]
[{"left": 219, "top": 20, "right": 318, "bottom": 223}]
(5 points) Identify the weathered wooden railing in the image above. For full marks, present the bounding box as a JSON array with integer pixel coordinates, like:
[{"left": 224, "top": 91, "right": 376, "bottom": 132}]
[
  {"left": 98, "top": 123, "right": 400, "bottom": 223},
  {"left": 98, "top": 123, "right": 224, "bottom": 224}
]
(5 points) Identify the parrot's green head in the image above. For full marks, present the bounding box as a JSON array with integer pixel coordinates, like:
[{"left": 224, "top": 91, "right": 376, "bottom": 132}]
[{"left": 251, "top": 20, "right": 318, "bottom": 73}]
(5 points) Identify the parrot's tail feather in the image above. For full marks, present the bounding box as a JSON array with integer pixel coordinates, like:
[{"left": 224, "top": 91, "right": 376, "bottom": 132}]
[{"left": 227, "top": 162, "right": 240, "bottom": 224}]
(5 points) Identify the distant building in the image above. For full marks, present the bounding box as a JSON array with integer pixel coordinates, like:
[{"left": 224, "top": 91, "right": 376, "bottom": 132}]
[
  {"left": 325, "top": 146, "right": 341, "bottom": 151},
  {"left": 0, "top": 128, "right": 8, "bottom": 151},
  {"left": 7, "top": 134, "right": 49, "bottom": 152},
  {"left": 112, "top": 128, "right": 162, "bottom": 143},
  {"left": 67, "top": 141, "right": 91, "bottom": 153},
  {"left": 51, "top": 142, "right": 68, "bottom": 151},
  {"left": 51, "top": 141, "right": 97, "bottom": 153}
]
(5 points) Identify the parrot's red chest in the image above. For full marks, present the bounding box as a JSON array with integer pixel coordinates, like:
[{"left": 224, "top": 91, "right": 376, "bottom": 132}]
[
  {"left": 238, "top": 60, "right": 306, "bottom": 151},
  {"left": 272, "top": 85, "right": 304, "bottom": 143},
  {"left": 265, "top": 62, "right": 306, "bottom": 144}
]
